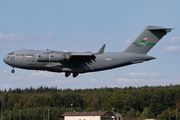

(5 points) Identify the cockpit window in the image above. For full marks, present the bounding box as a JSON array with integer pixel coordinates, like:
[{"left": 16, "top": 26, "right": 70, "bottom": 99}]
[{"left": 8, "top": 52, "right": 15, "bottom": 56}]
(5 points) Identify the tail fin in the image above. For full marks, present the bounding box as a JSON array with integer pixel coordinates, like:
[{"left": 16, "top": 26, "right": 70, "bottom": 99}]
[
  {"left": 97, "top": 44, "right": 106, "bottom": 54},
  {"left": 123, "top": 25, "right": 172, "bottom": 54}
]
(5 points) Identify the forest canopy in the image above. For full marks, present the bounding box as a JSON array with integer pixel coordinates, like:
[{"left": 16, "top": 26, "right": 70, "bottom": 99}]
[{"left": 0, "top": 84, "right": 180, "bottom": 120}]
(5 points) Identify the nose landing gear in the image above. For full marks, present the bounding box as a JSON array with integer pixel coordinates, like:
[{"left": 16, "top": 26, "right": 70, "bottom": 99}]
[{"left": 11, "top": 68, "right": 15, "bottom": 73}]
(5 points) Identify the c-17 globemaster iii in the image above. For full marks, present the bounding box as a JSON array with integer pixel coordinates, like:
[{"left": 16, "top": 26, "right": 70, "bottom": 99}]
[{"left": 3, "top": 25, "right": 172, "bottom": 78}]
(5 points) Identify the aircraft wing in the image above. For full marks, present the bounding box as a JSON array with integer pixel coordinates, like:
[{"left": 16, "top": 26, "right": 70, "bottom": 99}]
[
  {"left": 42, "top": 49, "right": 97, "bottom": 64},
  {"left": 70, "top": 52, "right": 95, "bottom": 56},
  {"left": 69, "top": 52, "right": 96, "bottom": 64}
]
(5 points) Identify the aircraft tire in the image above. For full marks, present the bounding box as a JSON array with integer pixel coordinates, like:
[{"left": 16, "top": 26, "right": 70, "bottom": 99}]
[
  {"left": 73, "top": 72, "right": 78, "bottom": 78},
  {"left": 65, "top": 71, "right": 71, "bottom": 77},
  {"left": 11, "top": 69, "right": 15, "bottom": 73}
]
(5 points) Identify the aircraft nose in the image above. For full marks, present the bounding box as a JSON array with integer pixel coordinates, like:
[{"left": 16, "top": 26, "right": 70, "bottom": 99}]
[{"left": 3, "top": 56, "right": 8, "bottom": 64}]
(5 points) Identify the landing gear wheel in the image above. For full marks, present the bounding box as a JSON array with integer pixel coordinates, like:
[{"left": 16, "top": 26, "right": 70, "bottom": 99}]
[
  {"left": 73, "top": 72, "right": 79, "bottom": 78},
  {"left": 11, "top": 69, "right": 15, "bottom": 73},
  {"left": 65, "top": 71, "right": 71, "bottom": 77}
]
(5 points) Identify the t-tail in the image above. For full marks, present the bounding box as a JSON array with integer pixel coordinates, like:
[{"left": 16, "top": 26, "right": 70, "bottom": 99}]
[{"left": 123, "top": 25, "right": 172, "bottom": 54}]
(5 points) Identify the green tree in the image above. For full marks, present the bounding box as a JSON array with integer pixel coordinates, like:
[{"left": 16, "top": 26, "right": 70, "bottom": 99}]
[
  {"left": 6, "top": 94, "right": 21, "bottom": 110},
  {"left": 28, "top": 94, "right": 46, "bottom": 107},
  {"left": 128, "top": 108, "right": 136, "bottom": 117},
  {"left": 23, "top": 103, "right": 31, "bottom": 109},
  {"left": 141, "top": 107, "right": 154, "bottom": 118},
  {"left": 135, "top": 110, "right": 141, "bottom": 117},
  {"left": 13, "top": 103, "right": 22, "bottom": 110}
]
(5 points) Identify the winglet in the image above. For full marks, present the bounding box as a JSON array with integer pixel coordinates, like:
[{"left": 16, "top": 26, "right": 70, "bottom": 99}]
[{"left": 97, "top": 44, "right": 106, "bottom": 54}]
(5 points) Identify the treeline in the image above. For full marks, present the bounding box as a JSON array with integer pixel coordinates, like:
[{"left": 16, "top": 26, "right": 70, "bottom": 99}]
[{"left": 0, "top": 85, "right": 180, "bottom": 120}]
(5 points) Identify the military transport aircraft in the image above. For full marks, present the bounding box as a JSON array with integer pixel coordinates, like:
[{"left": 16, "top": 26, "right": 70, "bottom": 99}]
[{"left": 3, "top": 25, "right": 172, "bottom": 78}]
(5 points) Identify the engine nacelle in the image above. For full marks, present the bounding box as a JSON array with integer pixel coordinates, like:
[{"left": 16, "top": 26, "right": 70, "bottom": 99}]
[
  {"left": 37, "top": 53, "right": 65, "bottom": 62},
  {"left": 49, "top": 54, "right": 64, "bottom": 62},
  {"left": 37, "top": 54, "right": 49, "bottom": 62}
]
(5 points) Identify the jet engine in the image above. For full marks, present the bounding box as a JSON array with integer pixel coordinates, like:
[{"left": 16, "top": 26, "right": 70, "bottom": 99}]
[
  {"left": 37, "top": 54, "right": 49, "bottom": 62},
  {"left": 49, "top": 54, "right": 64, "bottom": 62},
  {"left": 37, "top": 53, "right": 65, "bottom": 62}
]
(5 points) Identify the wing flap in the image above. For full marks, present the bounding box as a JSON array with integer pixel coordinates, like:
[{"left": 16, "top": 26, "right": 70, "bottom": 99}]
[
  {"left": 70, "top": 52, "right": 94, "bottom": 56},
  {"left": 70, "top": 53, "right": 96, "bottom": 64}
]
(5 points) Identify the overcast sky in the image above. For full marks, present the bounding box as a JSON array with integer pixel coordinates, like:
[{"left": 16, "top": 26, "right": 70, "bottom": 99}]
[{"left": 0, "top": 1, "right": 180, "bottom": 90}]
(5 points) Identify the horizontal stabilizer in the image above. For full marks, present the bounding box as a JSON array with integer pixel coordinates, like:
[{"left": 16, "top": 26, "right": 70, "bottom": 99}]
[{"left": 148, "top": 27, "right": 173, "bottom": 33}]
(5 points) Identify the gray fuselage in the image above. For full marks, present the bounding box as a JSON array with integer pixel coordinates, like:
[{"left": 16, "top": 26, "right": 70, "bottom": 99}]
[{"left": 3, "top": 49, "right": 155, "bottom": 73}]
